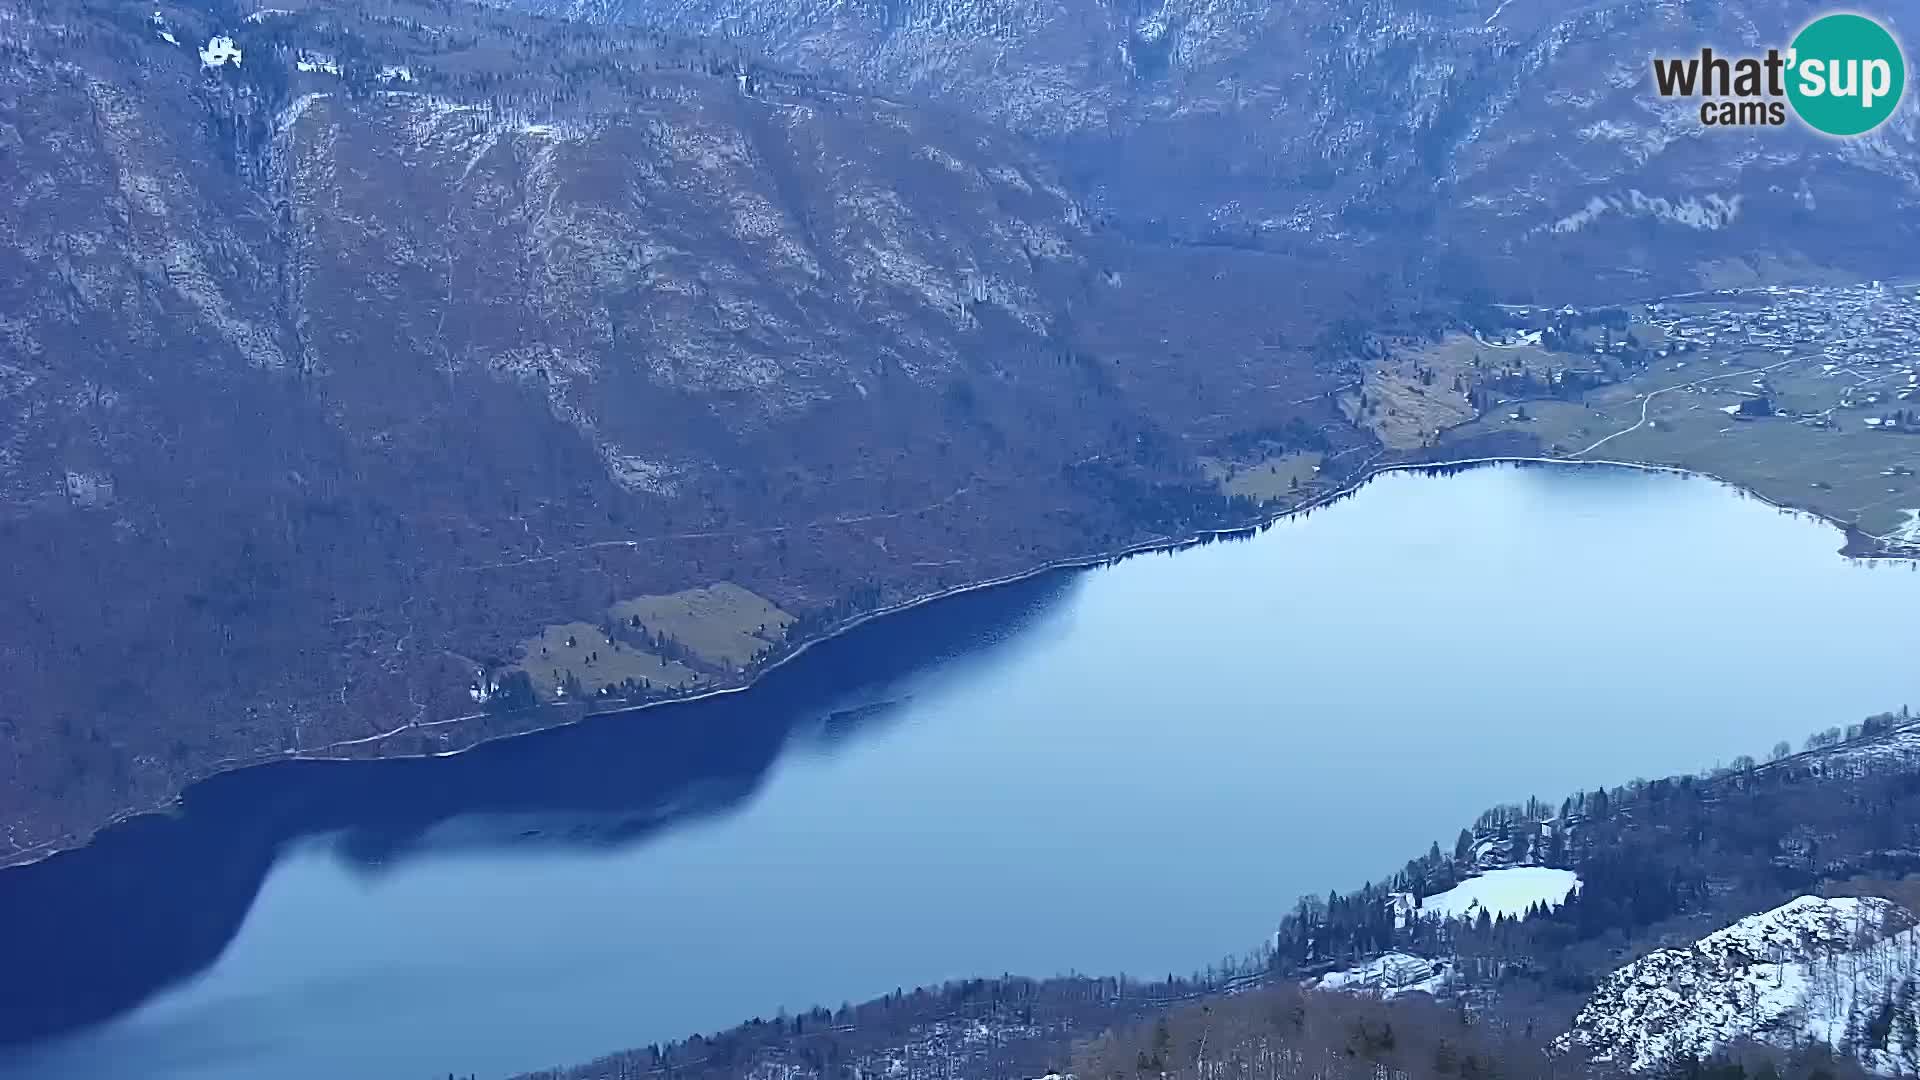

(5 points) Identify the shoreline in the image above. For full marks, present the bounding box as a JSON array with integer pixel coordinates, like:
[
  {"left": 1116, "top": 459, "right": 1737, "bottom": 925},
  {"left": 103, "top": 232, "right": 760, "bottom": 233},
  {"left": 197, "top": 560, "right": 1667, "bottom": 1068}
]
[{"left": 2, "top": 453, "right": 1910, "bottom": 872}]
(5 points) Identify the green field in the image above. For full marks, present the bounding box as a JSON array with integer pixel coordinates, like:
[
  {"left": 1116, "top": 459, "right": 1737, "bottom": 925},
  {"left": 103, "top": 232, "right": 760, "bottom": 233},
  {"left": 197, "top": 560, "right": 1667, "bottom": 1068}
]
[
  {"left": 1447, "top": 349, "right": 1920, "bottom": 538},
  {"left": 1344, "top": 332, "right": 1558, "bottom": 451},
  {"left": 510, "top": 582, "right": 797, "bottom": 701},
  {"left": 609, "top": 583, "right": 795, "bottom": 670},
  {"left": 1199, "top": 451, "right": 1324, "bottom": 502},
  {"left": 512, "top": 620, "right": 704, "bottom": 699}
]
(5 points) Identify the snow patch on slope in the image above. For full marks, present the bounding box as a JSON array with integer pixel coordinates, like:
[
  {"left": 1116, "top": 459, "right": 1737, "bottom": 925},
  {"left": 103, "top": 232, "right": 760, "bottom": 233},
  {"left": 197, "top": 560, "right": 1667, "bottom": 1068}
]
[
  {"left": 1557, "top": 896, "right": 1920, "bottom": 1073},
  {"left": 296, "top": 51, "right": 339, "bottom": 75},
  {"left": 274, "top": 92, "right": 330, "bottom": 137},
  {"left": 1419, "top": 866, "right": 1581, "bottom": 923},
  {"left": 1547, "top": 190, "right": 1742, "bottom": 234},
  {"left": 199, "top": 35, "right": 241, "bottom": 68},
  {"left": 1316, "top": 952, "right": 1451, "bottom": 998}
]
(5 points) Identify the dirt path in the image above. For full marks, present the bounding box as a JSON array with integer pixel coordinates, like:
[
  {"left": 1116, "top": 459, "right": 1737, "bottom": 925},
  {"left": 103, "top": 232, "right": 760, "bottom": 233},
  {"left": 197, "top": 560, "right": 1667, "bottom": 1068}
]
[{"left": 1567, "top": 353, "right": 1817, "bottom": 459}]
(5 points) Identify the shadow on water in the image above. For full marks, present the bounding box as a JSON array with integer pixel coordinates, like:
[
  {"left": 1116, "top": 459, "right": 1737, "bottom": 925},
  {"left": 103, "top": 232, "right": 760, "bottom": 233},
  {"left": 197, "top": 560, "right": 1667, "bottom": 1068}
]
[{"left": 0, "top": 570, "right": 1083, "bottom": 1050}]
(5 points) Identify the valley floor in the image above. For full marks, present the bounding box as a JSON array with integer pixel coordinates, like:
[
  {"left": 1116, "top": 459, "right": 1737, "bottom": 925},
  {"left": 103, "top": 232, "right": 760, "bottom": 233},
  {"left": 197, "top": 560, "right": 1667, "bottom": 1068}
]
[{"left": 1430, "top": 283, "right": 1920, "bottom": 552}]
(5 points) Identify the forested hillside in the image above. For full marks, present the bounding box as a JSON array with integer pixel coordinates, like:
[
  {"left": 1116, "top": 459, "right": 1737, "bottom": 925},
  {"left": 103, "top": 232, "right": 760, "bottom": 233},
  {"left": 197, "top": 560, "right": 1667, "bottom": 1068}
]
[{"left": 0, "top": 0, "right": 1381, "bottom": 861}]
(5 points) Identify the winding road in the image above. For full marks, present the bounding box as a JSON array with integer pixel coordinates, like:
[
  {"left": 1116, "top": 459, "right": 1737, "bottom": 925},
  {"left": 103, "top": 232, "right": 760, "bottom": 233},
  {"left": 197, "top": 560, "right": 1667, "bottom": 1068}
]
[{"left": 1567, "top": 353, "right": 1818, "bottom": 459}]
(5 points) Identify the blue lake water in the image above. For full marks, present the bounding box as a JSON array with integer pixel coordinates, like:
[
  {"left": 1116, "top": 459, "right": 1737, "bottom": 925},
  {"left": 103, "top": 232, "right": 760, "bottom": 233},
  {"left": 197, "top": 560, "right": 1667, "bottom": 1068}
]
[{"left": 3, "top": 463, "right": 1918, "bottom": 1080}]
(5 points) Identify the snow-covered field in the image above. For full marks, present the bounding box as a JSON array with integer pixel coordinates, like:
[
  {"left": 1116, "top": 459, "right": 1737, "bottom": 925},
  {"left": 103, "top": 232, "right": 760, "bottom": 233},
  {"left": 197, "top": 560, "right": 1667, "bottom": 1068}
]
[
  {"left": 1419, "top": 867, "right": 1581, "bottom": 922},
  {"left": 1558, "top": 895, "right": 1920, "bottom": 1073}
]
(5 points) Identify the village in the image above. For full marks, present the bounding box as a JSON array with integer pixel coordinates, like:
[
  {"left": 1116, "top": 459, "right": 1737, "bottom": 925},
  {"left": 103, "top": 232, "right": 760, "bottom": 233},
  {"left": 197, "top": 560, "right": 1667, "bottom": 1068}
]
[
  {"left": 1438, "top": 280, "right": 1920, "bottom": 548},
  {"left": 1489, "top": 281, "right": 1920, "bottom": 433}
]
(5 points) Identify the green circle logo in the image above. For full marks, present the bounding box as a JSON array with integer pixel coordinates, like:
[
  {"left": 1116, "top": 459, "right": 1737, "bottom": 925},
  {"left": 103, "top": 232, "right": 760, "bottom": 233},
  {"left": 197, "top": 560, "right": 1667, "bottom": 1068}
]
[{"left": 1787, "top": 13, "right": 1906, "bottom": 136}]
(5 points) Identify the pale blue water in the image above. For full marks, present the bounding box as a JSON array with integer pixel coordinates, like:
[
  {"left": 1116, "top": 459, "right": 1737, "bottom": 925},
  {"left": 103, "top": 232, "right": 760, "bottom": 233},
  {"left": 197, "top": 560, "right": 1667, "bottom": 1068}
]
[{"left": 4, "top": 464, "right": 1918, "bottom": 1080}]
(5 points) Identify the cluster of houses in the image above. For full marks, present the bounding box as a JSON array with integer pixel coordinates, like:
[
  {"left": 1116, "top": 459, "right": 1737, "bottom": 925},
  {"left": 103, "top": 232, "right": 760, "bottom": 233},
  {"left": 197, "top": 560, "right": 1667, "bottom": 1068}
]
[{"left": 1634, "top": 283, "right": 1920, "bottom": 435}]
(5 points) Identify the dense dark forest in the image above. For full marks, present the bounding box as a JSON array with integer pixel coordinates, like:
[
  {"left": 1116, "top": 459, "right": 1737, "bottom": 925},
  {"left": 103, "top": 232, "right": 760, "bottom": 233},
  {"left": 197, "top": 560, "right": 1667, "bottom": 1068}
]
[{"left": 517, "top": 972, "right": 1268, "bottom": 1080}]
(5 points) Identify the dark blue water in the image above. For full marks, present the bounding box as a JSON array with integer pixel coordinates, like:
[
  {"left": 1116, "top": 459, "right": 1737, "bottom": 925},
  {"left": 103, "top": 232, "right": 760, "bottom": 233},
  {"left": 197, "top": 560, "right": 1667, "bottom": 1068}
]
[{"left": 3, "top": 464, "right": 1918, "bottom": 1080}]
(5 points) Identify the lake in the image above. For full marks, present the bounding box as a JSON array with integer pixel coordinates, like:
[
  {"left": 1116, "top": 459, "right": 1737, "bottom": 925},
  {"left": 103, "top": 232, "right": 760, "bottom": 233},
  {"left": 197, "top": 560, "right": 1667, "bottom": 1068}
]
[{"left": 3, "top": 463, "right": 1918, "bottom": 1080}]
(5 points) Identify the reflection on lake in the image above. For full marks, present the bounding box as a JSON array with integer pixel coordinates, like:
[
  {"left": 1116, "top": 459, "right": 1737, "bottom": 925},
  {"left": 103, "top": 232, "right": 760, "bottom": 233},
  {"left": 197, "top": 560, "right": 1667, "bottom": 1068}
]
[{"left": 3, "top": 464, "right": 1917, "bottom": 1080}]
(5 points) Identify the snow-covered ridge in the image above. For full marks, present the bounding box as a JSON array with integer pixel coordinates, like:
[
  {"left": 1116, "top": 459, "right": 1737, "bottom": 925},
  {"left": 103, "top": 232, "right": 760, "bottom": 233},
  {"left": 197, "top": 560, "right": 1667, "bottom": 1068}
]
[
  {"left": 1557, "top": 896, "right": 1920, "bottom": 1074},
  {"left": 1793, "top": 722, "right": 1920, "bottom": 778}
]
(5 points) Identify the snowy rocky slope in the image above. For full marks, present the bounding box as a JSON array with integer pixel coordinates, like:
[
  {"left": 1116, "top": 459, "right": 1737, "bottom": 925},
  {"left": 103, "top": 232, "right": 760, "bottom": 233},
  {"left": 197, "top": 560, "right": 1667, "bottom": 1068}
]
[
  {"left": 485, "top": 0, "right": 1920, "bottom": 300},
  {"left": 1558, "top": 896, "right": 1920, "bottom": 1074}
]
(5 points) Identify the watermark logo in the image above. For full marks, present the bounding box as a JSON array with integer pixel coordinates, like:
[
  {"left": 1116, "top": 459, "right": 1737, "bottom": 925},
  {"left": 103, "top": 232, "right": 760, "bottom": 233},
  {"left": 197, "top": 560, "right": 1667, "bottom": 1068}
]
[{"left": 1651, "top": 12, "right": 1905, "bottom": 136}]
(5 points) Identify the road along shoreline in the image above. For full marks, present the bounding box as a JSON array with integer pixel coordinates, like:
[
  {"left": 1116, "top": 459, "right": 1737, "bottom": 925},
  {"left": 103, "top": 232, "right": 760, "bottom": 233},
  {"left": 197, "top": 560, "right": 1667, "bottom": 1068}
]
[{"left": 2, "top": 454, "right": 1909, "bottom": 872}]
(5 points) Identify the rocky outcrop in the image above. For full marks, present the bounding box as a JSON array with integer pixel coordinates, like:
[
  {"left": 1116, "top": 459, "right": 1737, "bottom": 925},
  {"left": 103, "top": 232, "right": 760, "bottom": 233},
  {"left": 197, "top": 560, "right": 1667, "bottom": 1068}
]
[{"left": 1558, "top": 896, "right": 1920, "bottom": 1074}]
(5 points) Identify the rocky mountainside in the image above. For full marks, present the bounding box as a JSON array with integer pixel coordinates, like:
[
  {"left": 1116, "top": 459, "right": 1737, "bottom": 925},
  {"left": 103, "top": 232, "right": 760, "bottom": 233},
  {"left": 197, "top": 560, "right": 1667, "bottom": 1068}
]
[
  {"left": 496, "top": 0, "right": 1920, "bottom": 299},
  {"left": 1559, "top": 895, "right": 1920, "bottom": 1074},
  {"left": 6, "top": 0, "right": 1920, "bottom": 866},
  {"left": 0, "top": 0, "right": 1382, "bottom": 859}
]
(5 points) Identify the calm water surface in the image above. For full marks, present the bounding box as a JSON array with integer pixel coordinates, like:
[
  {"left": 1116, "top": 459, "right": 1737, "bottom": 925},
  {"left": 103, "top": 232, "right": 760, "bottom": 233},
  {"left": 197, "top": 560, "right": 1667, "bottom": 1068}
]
[{"left": 3, "top": 464, "right": 1919, "bottom": 1080}]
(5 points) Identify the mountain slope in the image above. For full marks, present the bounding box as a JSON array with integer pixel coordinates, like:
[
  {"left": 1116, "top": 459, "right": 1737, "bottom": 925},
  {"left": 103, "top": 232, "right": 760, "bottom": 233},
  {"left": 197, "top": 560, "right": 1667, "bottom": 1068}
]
[
  {"left": 500, "top": 0, "right": 1920, "bottom": 299},
  {"left": 0, "top": 0, "right": 1371, "bottom": 860},
  {"left": 1559, "top": 896, "right": 1920, "bottom": 1074},
  {"left": 8, "top": 0, "right": 1919, "bottom": 864}
]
